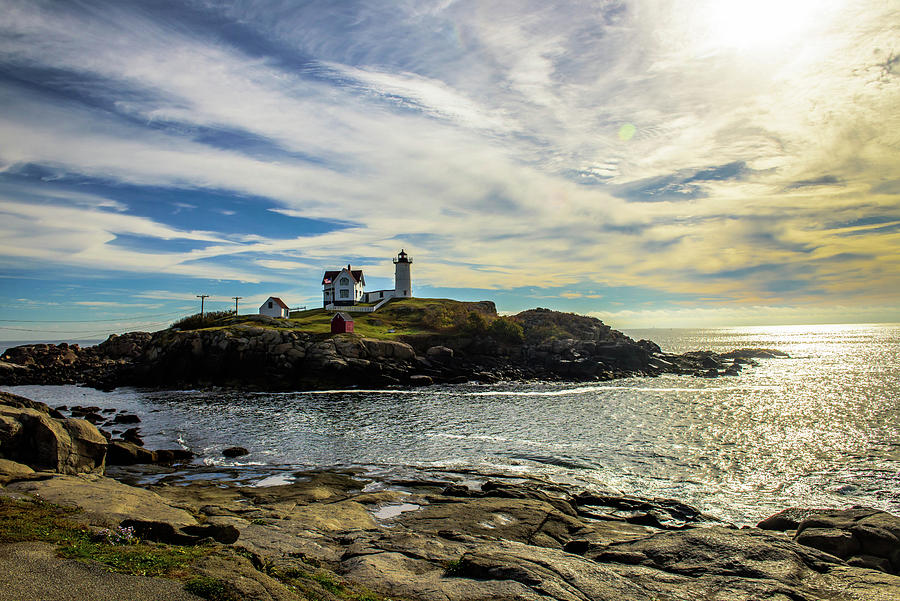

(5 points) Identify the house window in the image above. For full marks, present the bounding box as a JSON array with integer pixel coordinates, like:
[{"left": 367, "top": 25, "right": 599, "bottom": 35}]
[
  {"left": 340, "top": 277, "right": 349, "bottom": 285},
  {"left": 340, "top": 289, "right": 349, "bottom": 298},
  {"left": 268, "top": 301, "right": 273, "bottom": 308}
]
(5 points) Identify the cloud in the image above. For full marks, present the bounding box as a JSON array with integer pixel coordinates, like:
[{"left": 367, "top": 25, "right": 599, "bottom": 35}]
[
  {"left": 0, "top": 0, "right": 897, "bottom": 323},
  {"left": 785, "top": 175, "right": 844, "bottom": 190}
]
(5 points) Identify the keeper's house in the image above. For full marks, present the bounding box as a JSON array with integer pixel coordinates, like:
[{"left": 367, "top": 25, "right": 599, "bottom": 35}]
[{"left": 322, "top": 265, "right": 366, "bottom": 307}]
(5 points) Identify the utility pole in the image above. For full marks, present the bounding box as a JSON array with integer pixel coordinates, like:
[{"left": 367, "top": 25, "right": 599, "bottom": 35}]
[
  {"left": 196, "top": 294, "right": 209, "bottom": 317},
  {"left": 232, "top": 296, "right": 242, "bottom": 315}
]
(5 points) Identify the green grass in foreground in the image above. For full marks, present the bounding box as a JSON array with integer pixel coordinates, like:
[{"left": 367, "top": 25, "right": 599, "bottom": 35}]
[
  {"left": 0, "top": 496, "right": 208, "bottom": 577},
  {"left": 0, "top": 496, "right": 396, "bottom": 601},
  {"left": 265, "top": 565, "right": 383, "bottom": 601}
]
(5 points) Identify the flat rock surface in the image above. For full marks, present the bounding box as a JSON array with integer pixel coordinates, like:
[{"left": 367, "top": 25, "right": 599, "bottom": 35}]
[
  {"left": 0, "top": 541, "right": 202, "bottom": 601},
  {"left": 6, "top": 474, "right": 197, "bottom": 528}
]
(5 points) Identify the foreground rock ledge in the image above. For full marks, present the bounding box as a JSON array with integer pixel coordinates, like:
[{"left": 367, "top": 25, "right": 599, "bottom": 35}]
[
  {"left": 2, "top": 465, "right": 898, "bottom": 601},
  {"left": 1, "top": 391, "right": 896, "bottom": 600}
]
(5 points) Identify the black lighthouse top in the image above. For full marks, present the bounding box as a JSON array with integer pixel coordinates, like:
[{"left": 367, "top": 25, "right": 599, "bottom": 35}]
[{"left": 393, "top": 249, "right": 412, "bottom": 264}]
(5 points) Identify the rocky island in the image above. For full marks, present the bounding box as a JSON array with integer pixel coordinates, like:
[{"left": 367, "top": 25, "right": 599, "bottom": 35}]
[
  {"left": 0, "top": 299, "right": 783, "bottom": 391},
  {"left": 1, "top": 390, "right": 898, "bottom": 601}
]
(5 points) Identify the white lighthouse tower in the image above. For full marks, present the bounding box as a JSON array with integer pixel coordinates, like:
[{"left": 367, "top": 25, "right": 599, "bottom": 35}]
[{"left": 393, "top": 249, "right": 412, "bottom": 298}]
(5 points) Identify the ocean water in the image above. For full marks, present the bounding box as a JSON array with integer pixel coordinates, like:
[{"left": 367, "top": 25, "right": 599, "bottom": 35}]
[{"left": 4, "top": 323, "right": 899, "bottom": 525}]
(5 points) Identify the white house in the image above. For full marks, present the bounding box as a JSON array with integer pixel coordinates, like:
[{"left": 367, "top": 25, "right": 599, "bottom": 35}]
[
  {"left": 321, "top": 265, "right": 366, "bottom": 307},
  {"left": 322, "top": 250, "right": 412, "bottom": 307},
  {"left": 259, "top": 296, "right": 290, "bottom": 318}
]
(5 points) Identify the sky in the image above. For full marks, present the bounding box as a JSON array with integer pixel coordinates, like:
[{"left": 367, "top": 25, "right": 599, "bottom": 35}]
[{"left": 0, "top": 0, "right": 898, "bottom": 341}]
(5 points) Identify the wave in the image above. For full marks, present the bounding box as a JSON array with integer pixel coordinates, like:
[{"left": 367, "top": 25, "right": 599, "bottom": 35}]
[{"left": 465, "top": 385, "right": 778, "bottom": 397}]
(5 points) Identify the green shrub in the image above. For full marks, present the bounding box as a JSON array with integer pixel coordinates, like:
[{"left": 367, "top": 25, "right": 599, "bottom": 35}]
[
  {"left": 171, "top": 310, "right": 234, "bottom": 331},
  {"left": 464, "top": 311, "right": 489, "bottom": 334},
  {"left": 445, "top": 557, "right": 466, "bottom": 576},
  {"left": 488, "top": 317, "right": 524, "bottom": 343},
  {"left": 524, "top": 324, "right": 568, "bottom": 344}
]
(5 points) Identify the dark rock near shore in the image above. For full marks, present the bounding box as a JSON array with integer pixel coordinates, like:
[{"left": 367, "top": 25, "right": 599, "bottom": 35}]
[
  {"left": 222, "top": 446, "right": 249, "bottom": 458},
  {"left": 759, "top": 506, "right": 900, "bottom": 575},
  {"left": 113, "top": 413, "right": 141, "bottom": 424},
  {"left": 107, "top": 440, "right": 156, "bottom": 465}
]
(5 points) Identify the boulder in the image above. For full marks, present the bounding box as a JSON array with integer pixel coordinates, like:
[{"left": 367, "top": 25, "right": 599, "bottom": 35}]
[
  {"left": 787, "top": 508, "right": 900, "bottom": 573},
  {"left": 408, "top": 375, "right": 433, "bottom": 387},
  {"left": 362, "top": 338, "right": 416, "bottom": 361},
  {"left": 107, "top": 440, "right": 157, "bottom": 465},
  {"left": 0, "top": 457, "right": 36, "bottom": 484},
  {"left": 795, "top": 527, "right": 860, "bottom": 559},
  {"left": 0, "top": 404, "right": 106, "bottom": 474},
  {"left": 758, "top": 507, "right": 835, "bottom": 531},
  {"left": 122, "top": 427, "right": 144, "bottom": 446},
  {"left": 223, "top": 446, "right": 250, "bottom": 458},
  {"left": 153, "top": 448, "right": 194, "bottom": 464},
  {"left": 426, "top": 346, "right": 454, "bottom": 362},
  {"left": 333, "top": 336, "right": 367, "bottom": 359},
  {"left": 113, "top": 413, "right": 141, "bottom": 424}
]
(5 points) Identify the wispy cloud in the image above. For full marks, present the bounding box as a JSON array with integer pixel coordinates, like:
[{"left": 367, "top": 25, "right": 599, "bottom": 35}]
[{"left": 0, "top": 0, "right": 897, "bottom": 326}]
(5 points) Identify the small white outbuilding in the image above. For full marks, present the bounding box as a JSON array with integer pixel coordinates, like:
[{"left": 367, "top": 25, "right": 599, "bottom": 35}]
[{"left": 259, "top": 296, "right": 290, "bottom": 319}]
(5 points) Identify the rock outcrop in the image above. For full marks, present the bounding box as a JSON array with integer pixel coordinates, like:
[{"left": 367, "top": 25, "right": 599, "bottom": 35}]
[
  {"left": 0, "top": 308, "right": 787, "bottom": 391},
  {"left": 760, "top": 506, "right": 900, "bottom": 574},
  {"left": 0, "top": 391, "right": 106, "bottom": 474}
]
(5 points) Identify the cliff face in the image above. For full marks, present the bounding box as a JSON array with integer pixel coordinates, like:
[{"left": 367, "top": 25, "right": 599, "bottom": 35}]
[{"left": 0, "top": 309, "right": 754, "bottom": 391}]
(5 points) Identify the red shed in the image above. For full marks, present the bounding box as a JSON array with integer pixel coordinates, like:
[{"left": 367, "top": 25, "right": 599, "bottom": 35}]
[{"left": 331, "top": 312, "right": 354, "bottom": 334}]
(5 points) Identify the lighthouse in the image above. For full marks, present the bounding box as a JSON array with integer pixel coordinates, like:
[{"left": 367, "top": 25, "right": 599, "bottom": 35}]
[{"left": 393, "top": 249, "right": 412, "bottom": 298}]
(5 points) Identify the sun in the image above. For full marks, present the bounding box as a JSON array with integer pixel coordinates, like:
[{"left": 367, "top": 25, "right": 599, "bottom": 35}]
[{"left": 702, "top": 0, "right": 838, "bottom": 52}]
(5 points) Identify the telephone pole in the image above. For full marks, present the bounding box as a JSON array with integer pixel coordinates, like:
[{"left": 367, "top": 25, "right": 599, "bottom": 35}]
[
  {"left": 196, "top": 294, "right": 209, "bottom": 317},
  {"left": 232, "top": 296, "right": 242, "bottom": 315}
]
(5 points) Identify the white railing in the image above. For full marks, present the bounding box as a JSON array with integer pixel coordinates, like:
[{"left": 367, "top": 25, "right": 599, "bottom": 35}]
[
  {"left": 325, "top": 297, "right": 393, "bottom": 313},
  {"left": 325, "top": 304, "right": 376, "bottom": 313}
]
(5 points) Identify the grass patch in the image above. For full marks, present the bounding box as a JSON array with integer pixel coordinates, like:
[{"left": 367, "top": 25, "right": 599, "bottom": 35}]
[
  {"left": 164, "top": 297, "right": 506, "bottom": 342},
  {"left": 285, "top": 297, "right": 499, "bottom": 339},
  {"left": 0, "top": 496, "right": 83, "bottom": 544},
  {"left": 0, "top": 496, "right": 209, "bottom": 577},
  {"left": 59, "top": 538, "right": 208, "bottom": 577},
  {"left": 184, "top": 576, "right": 237, "bottom": 600},
  {"left": 269, "top": 565, "right": 387, "bottom": 601},
  {"left": 444, "top": 557, "right": 466, "bottom": 576}
]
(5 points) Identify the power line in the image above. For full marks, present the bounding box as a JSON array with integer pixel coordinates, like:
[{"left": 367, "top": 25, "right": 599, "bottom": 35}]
[
  {"left": 0, "top": 310, "right": 187, "bottom": 323},
  {"left": 0, "top": 319, "right": 177, "bottom": 335}
]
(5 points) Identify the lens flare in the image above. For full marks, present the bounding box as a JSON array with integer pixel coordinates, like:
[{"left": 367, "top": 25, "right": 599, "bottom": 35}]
[{"left": 618, "top": 123, "right": 636, "bottom": 141}]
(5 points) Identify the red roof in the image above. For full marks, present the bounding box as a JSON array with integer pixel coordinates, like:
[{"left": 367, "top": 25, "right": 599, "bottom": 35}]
[
  {"left": 268, "top": 297, "right": 289, "bottom": 310},
  {"left": 322, "top": 267, "right": 365, "bottom": 285}
]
